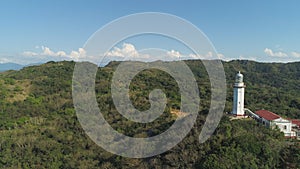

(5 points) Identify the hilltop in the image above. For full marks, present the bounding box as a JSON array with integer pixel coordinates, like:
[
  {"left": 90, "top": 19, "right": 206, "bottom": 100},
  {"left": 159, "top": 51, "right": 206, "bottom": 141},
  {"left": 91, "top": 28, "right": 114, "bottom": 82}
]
[{"left": 0, "top": 60, "right": 299, "bottom": 168}]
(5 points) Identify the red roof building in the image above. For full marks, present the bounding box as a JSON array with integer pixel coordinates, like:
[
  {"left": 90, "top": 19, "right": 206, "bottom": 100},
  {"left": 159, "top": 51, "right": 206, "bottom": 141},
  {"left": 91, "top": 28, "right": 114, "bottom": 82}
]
[
  {"left": 291, "top": 119, "right": 300, "bottom": 128},
  {"left": 254, "top": 110, "right": 297, "bottom": 138},
  {"left": 255, "top": 110, "right": 281, "bottom": 121}
]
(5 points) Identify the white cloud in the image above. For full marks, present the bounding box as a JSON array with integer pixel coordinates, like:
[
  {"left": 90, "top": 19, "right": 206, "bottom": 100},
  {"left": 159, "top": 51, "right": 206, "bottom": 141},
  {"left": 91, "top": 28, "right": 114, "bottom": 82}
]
[
  {"left": 188, "top": 53, "right": 199, "bottom": 59},
  {"left": 238, "top": 55, "right": 257, "bottom": 61},
  {"left": 206, "top": 51, "right": 213, "bottom": 58},
  {"left": 217, "top": 53, "right": 225, "bottom": 59},
  {"left": 187, "top": 52, "right": 225, "bottom": 60},
  {"left": 70, "top": 51, "right": 79, "bottom": 59},
  {"left": 0, "top": 57, "right": 12, "bottom": 64},
  {"left": 167, "top": 50, "right": 181, "bottom": 58},
  {"left": 291, "top": 52, "right": 300, "bottom": 58},
  {"left": 21, "top": 43, "right": 299, "bottom": 65},
  {"left": 21, "top": 43, "right": 231, "bottom": 64},
  {"left": 264, "top": 48, "right": 287, "bottom": 57},
  {"left": 22, "top": 46, "right": 86, "bottom": 61},
  {"left": 56, "top": 51, "right": 67, "bottom": 57},
  {"left": 69, "top": 48, "right": 86, "bottom": 60},
  {"left": 41, "top": 46, "right": 67, "bottom": 57},
  {"left": 106, "top": 43, "right": 139, "bottom": 58},
  {"left": 41, "top": 46, "right": 56, "bottom": 56},
  {"left": 22, "top": 51, "right": 38, "bottom": 57}
]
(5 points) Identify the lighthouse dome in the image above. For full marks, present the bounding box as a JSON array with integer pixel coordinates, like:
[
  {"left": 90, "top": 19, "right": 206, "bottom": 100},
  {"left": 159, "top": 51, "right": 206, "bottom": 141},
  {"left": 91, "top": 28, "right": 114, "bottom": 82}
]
[{"left": 235, "top": 71, "right": 243, "bottom": 83}]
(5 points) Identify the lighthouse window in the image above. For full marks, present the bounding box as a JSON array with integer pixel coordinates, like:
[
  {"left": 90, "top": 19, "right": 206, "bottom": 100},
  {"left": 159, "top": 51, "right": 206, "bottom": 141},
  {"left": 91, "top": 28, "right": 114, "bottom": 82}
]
[{"left": 284, "top": 125, "right": 287, "bottom": 130}]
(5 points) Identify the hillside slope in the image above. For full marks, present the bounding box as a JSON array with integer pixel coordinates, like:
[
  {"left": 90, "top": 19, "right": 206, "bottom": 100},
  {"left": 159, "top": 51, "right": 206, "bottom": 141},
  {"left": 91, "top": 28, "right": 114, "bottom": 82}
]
[{"left": 0, "top": 60, "right": 299, "bottom": 168}]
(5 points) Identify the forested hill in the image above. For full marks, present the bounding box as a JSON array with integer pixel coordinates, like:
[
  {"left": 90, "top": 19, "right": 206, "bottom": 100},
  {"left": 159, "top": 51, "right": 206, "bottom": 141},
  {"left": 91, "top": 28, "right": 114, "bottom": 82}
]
[{"left": 0, "top": 60, "right": 299, "bottom": 168}]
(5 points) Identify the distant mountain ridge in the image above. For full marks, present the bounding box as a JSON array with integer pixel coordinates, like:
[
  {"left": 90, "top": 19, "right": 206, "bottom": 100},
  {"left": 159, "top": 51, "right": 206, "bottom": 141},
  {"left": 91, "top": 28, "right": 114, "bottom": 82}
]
[
  {"left": 0, "top": 62, "right": 44, "bottom": 72},
  {"left": 0, "top": 63, "right": 24, "bottom": 72}
]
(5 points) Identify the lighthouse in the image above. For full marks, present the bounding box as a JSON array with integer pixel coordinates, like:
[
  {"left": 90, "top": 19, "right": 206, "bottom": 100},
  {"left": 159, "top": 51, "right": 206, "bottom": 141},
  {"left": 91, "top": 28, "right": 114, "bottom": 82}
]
[{"left": 232, "top": 71, "right": 246, "bottom": 116}]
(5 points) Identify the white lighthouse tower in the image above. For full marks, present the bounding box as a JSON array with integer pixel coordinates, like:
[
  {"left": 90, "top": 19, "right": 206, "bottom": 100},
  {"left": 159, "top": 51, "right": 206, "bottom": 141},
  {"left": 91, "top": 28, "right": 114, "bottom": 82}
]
[{"left": 232, "top": 71, "right": 246, "bottom": 116}]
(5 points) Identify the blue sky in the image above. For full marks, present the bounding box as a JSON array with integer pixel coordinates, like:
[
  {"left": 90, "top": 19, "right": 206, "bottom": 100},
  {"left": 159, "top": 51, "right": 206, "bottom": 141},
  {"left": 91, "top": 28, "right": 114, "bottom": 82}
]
[{"left": 1, "top": 0, "right": 300, "bottom": 64}]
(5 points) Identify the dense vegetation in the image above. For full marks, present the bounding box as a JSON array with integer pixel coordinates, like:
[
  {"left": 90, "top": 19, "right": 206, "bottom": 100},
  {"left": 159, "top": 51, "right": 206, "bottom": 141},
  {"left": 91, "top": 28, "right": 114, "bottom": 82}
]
[{"left": 0, "top": 60, "right": 299, "bottom": 168}]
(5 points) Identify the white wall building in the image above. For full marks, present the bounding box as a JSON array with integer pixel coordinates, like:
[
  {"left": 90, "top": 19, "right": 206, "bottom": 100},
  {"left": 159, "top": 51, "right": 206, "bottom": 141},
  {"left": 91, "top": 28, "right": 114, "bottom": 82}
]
[
  {"left": 255, "top": 110, "right": 296, "bottom": 137},
  {"left": 232, "top": 71, "right": 246, "bottom": 116},
  {"left": 230, "top": 72, "right": 299, "bottom": 138},
  {"left": 291, "top": 119, "right": 300, "bottom": 140}
]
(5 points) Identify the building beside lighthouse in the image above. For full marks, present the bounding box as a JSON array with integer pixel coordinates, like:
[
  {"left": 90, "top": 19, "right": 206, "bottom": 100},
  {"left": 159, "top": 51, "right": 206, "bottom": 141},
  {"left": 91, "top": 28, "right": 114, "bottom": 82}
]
[
  {"left": 231, "top": 71, "right": 246, "bottom": 116},
  {"left": 254, "top": 110, "right": 296, "bottom": 137},
  {"left": 229, "top": 71, "right": 299, "bottom": 139}
]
